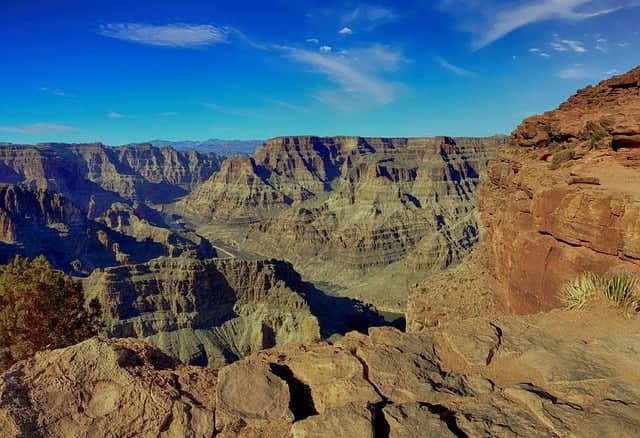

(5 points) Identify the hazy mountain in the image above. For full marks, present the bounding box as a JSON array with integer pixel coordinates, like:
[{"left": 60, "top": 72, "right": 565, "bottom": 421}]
[{"left": 145, "top": 139, "right": 264, "bottom": 156}]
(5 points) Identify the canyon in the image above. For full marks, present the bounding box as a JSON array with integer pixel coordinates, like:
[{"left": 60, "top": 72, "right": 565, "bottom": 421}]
[{"left": 1, "top": 66, "right": 640, "bottom": 437}]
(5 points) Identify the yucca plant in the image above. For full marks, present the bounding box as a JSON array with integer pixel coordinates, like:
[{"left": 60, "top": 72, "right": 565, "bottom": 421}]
[
  {"left": 602, "top": 272, "right": 639, "bottom": 310},
  {"left": 561, "top": 273, "right": 599, "bottom": 310}
]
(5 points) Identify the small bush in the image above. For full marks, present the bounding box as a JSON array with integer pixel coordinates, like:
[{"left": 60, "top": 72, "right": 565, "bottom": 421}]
[
  {"left": 561, "top": 271, "right": 639, "bottom": 312},
  {"left": 589, "top": 124, "right": 609, "bottom": 147},
  {"left": 0, "top": 256, "right": 102, "bottom": 371},
  {"left": 602, "top": 272, "right": 638, "bottom": 310},
  {"left": 549, "top": 148, "right": 575, "bottom": 170},
  {"left": 561, "top": 273, "right": 598, "bottom": 310}
]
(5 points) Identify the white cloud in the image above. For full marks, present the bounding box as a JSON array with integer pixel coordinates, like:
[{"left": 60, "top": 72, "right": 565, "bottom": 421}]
[
  {"left": 441, "top": 0, "right": 639, "bottom": 49},
  {"left": 39, "top": 87, "right": 67, "bottom": 97},
  {"left": 606, "top": 68, "right": 619, "bottom": 75},
  {"left": 342, "top": 4, "right": 397, "bottom": 29},
  {"left": 550, "top": 38, "right": 587, "bottom": 52},
  {"left": 284, "top": 44, "right": 404, "bottom": 108},
  {"left": 306, "top": 38, "right": 320, "bottom": 44},
  {"left": 319, "top": 45, "right": 333, "bottom": 53},
  {"left": 0, "top": 123, "right": 76, "bottom": 135},
  {"left": 530, "top": 47, "right": 551, "bottom": 57},
  {"left": 617, "top": 41, "right": 630, "bottom": 47},
  {"left": 99, "top": 23, "right": 228, "bottom": 48},
  {"left": 339, "top": 26, "right": 353, "bottom": 35},
  {"left": 435, "top": 56, "right": 475, "bottom": 76},
  {"left": 107, "top": 111, "right": 124, "bottom": 119},
  {"left": 557, "top": 64, "right": 590, "bottom": 79}
]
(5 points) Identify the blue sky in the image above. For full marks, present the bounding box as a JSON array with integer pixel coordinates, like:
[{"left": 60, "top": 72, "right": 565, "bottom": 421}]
[{"left": 1, "top": 0, "right": 639, "bottom": 144}]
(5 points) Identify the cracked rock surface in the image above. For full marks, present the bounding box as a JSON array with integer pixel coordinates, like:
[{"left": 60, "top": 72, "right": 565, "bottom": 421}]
[{"left": 1, "top": 307, "right": 638, "bottom": 437}]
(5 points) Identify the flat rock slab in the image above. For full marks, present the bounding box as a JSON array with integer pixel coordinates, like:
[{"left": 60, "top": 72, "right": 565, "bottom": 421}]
[
  {"left": 383, "top": 403, "right": 456, "bottom": 438},
  {"left": 291, "top": 403, "right": 374, "bottom": 438},
  {"left": 215, "top": 359, "right": 294, "bottom": 431}
]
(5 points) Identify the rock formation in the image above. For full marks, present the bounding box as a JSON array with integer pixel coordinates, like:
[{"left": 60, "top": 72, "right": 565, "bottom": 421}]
[
  {"left": 2, "top": 307, "right": 638, "bottom": 437},
  {"left": 477, "top": 67, "right": 640, "bottom": 313},
  {"left": 184, "top": 136, "right": 504, "bottom": 305},
  {"left": 0, "top": 142, "right": 222, "bottom": 216},
  {"left": 0, "top": 184, "right": 213, "bottom": 273},
  {"left": 83, "top": 257, "right": 321, "bottom": 368}
]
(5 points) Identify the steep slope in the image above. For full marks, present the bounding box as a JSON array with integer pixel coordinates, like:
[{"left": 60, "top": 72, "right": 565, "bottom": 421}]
[
  {"left": 0, "top": 185, "right": 213, "bottom": 274},
  {"left": 184, "top": 136, "right": 503, "bottom": 302},
  {"left": 2, "top": 308, "right": 639, "bottom": 437},
  {"left": 83, "top": 257, "right": 321, "bottom": 368},
  {"left": 479, "top": 67, "right": 640, "bottom": 313},
  {"left": 0, "top": 142, "right": 222, "bottom": 216}
]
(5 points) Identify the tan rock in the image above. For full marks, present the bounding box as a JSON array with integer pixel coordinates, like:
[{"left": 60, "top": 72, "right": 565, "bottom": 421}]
[
  {"left": 291, "top": 403, "right": 374, "bottom": 438},
  {"left": 383, "top": 403, "right": 456, "bottom": 438},
  {"left": 215, "top": 359, "right": 294, "bottom": 431}
]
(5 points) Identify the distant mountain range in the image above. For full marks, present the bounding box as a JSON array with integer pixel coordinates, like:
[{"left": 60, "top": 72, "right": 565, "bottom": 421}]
[{"left": 144, "top": 139, "right": 264, "bottom": 156}]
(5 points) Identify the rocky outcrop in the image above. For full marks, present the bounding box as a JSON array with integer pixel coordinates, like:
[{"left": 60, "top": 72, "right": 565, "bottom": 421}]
[
  {"left": 184, "top": 136, "right": 504, "bottom": 301},
  {"left": 83, "top": 257, "right": 321, "bottom": 368},
  {"left": 478, "top": 67, "right": 640, "bottom": 313},
  {"left": 0, "top": 143, "right": 222, "bottom": 216},
  {"left": 3, "top": 308, "right": 638, "bottom": 437},
  {"left": 0, "top": 185, "right": 214, "bottom": 273}
]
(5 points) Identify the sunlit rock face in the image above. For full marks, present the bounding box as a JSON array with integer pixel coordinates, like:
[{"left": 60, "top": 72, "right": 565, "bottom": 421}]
[
  {"left": 184, "top": 135, "right": 504, "bottom": 288},
  {"left": 478, "top": 67, "right": 640, "bottom": 313}
]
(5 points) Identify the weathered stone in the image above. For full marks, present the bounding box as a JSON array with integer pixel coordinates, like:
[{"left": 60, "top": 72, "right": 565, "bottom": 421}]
[{"left": 290, "top": 403, "right": 374, "bottom": 438}]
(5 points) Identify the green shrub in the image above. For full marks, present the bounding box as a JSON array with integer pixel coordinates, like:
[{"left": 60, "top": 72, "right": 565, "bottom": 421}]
[
  {"left": 561, "top": 273, "right": 598, "bottom": 310},
  {"left": 561, "top": 271, "right": 639, "bottom": 312},
  {"left": 602, "top": 272, "right": 638, "bottom": 310},
  {"left": 589, "top": 124, "right": 609, "bottom": 146},
  {"left": 0, "top": 256, "right": 102, "bottom": 371},
  {"left": 549, "top": 148, "right": 575, "bottom": 170}
]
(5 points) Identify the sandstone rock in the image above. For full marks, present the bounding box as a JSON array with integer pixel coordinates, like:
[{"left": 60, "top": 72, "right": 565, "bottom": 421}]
[
  {"left": 215, "top": 359, "right": 294, "bottom": 431},
  {"left": 0, "top": 338, "right": 217, "bottom": 437},
  {"left": 290, "top": 403, "right": 374, "bottom": 438},
  {"left": 84, "top": 257, "right": 321, "bottom": 368},
  {"left": 478, "top": 66, "right": 640, "bottom": 313},
  {"left": 383, "top": 403, "right": 456, "bottom": 438}
]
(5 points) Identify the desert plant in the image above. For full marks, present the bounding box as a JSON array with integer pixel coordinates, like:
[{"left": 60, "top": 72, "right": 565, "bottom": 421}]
[
  {"left": 0, "top": 255, "right": 102, "bottom": 371},
  {"left": 602, "top": 272, "right": 639, "bottom": 310},
  {"left": 588, "top": 124, "right": 609, "bottom": 147},
  {"left": 561, "top": 273, "right": 599, "bottom": 310},
  {"left": 549, "top": 148, "right": 575, "bottom": 170}
]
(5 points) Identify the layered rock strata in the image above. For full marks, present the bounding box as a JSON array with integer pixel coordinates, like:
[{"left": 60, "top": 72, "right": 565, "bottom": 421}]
[
  {"left": 0, "top": 184, "right": 213, "bottom": 273},
  {"left": 185, "top": 136, "right": 504, "bottom": 289},
  {"left": 0, "top": 142, "right": 222, "bottom": 216},
  {"left": 83, "top": 257, "right": 321, "bottom": 368},
  {"left": 478, "top": 67, "right": 640, "bottom": 313}
]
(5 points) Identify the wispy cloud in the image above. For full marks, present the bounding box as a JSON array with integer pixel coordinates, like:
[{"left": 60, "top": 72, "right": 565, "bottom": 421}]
[
  {"left": 99, "top": 23, "right": 228, "bottom": 48},
  {"left": 557, "top": 64, "right": 590, "bottom": 79},
  {"left": 0, "top": 123, "right": 76, "bottom": 135},
  {"left": 435, "top": 56, "right": 475, "bottom": 76},
  {"left": 441, "top": 0, "right": 640, "bottom": 49},
  {"left": 107, "top": 111, "right": 125, "bottom": 119},
  {"left": 284, "top": 44, "right": 405, "bottom": 109},
  {"left": 341, "top": 4, "right": 397, "bottom": 29},
  {"left": 551, "top": 38, "right": 587, "bottom": 52},
  {"left": 530, "top": 47, "right": 551, "bottom": 57},
  {"left": 306, "top": 38, "right": 320, "bottom": 44},
  {"left": 320, "top": 45, "right": 333, "bottom": 53},
  {"left": 39, "top": 87, "right": 67, "bottom": 97},
  {"left": 339, "top": 26, "right": 353, "bottom": 35}
]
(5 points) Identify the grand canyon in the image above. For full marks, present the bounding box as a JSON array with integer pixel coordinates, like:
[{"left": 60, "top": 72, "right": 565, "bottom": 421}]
[
  {"left": 3, "top": 0, "right": 640, "bottom": 435},
  {"left": 0, "top": 66, "right": 639, "bottom": 437}
]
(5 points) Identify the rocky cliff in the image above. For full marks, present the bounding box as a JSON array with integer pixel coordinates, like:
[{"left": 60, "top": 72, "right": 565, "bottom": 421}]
[
  {"left": 2, "top": 307, "right": 638, "bottom": 437},
  {"left": 83, "top": 257, "right": 321, "bottom": 368},
  {"left": 0, "top": 142, "right": 222, "bottom": 216},
  {"left": 184, "top": 136, "right": 504, "bottom": 302},
  {"left": 478, "top": 67, "right": 640, "bottom": 313},
  {"left": 0, "top": 184, "right": 213, "bottom": 273}
]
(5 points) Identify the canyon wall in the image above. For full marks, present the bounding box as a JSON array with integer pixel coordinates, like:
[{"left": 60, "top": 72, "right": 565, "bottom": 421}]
[
  {"left": 185, "top": 136, "right": 504, "bottom": 289},
  {"left": 0, "top": 142, "right": 222, "bottom": 216},
  {"left": 83, "top": 257, "right": 321, "bottom": 368}
]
